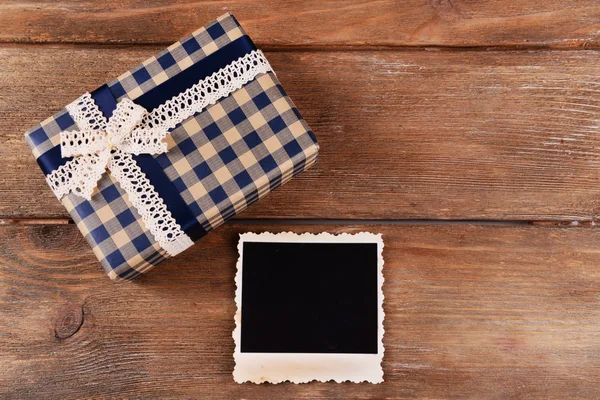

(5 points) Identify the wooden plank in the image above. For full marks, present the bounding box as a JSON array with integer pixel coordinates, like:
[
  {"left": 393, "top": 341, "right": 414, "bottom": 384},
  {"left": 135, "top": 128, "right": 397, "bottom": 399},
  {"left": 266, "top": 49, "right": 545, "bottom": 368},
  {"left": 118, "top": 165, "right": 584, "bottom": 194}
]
[
  {"left": 2, "top": 1, "right": 600, "bottom": 48},
  {"left": 3, "top": 46, "right": 600, "bottom": 221},
  {"left": 1, "top": 223, "right": 599, "bottom": 398}
]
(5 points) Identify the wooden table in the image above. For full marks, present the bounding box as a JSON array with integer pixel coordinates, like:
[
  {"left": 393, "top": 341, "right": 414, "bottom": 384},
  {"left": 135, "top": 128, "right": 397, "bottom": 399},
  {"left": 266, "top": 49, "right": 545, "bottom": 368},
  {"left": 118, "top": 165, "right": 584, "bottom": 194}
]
[{"left": 2, "top": 2, "right": 600, "bottom": 398}]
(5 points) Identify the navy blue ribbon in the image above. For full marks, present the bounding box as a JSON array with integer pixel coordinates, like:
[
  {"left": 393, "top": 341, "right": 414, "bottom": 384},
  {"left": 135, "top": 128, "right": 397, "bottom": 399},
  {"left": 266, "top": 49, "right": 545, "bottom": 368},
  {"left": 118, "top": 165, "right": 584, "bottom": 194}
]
[
  {"left": 133, "top": 36, "right": 257, "bottom": 110},
  {"left": 38, "top": 35, "right": 258, "bottom": 242},
  {"left": 92, "top": 84, "right": 207, "bottom": 241},
  {"left": 37, "top": 145, "right": 68, "bottom": 176}
]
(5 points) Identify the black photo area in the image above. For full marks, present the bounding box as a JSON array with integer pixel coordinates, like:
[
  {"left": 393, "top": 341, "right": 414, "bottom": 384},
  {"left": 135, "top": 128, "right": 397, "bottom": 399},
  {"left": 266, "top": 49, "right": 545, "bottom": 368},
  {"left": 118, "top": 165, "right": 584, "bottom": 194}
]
[{"left": 241, "top": 241, "right": 378, "bottom": 354}]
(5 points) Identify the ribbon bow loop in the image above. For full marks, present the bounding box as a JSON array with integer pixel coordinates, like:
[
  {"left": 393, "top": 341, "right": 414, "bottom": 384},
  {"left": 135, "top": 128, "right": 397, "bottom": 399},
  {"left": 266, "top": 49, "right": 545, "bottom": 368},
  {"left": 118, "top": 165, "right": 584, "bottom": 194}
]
[
  {"left": 61, "top": 95, "right": 147, "bottom": 160},
  {"left": 104, "top": 97, "right": 147, "bottom": 149}
]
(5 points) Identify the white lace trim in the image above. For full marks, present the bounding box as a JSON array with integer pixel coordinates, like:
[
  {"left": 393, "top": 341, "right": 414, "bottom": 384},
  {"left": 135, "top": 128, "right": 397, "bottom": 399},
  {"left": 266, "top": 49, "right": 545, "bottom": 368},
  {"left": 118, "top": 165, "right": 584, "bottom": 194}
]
[
  {"left": 65, "top": 92, "right": 107, "bottom": 132},
  {"left": 62, "top": 96, "right": 147, "bottom": 158},
  {"left": 62, "top": 93, "right": 109, "bottom": 157},
  {"left": 108, "top": 151, "right": 193, "bottom": 256},
  {"left": 105, "top": 97, "right": 146, "bottom": 146},
  {"left": 122, "top": 49, "right": 273, "bottom": 154},
  {"left": 46, "top": 49, "right": 272, "bottom": 256},
  {"left": 46, "top": 150, "right": 111, "bottom": 200}
]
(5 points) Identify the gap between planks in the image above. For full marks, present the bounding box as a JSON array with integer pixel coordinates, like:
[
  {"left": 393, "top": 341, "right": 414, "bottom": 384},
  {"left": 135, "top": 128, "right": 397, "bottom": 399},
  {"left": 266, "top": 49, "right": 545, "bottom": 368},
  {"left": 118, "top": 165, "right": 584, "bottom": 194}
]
[
  {"left": 4, "top": 41, "right": 600, "bottom": 52},
  {"left": 1, "top": 218, "right": 592, "bottom": 227}
]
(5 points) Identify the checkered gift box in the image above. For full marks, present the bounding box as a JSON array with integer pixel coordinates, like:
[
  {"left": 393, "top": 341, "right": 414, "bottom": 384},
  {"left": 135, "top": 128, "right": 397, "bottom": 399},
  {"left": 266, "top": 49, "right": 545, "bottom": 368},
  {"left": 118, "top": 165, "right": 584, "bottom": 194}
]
[{"left": 24, "top": 13, "right": 319, "bottom": 280}]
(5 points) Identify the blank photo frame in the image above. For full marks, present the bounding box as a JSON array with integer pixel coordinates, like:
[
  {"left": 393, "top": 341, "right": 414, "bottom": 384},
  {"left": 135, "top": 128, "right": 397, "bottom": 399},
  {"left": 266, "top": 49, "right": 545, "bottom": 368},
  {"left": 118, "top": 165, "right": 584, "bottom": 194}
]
[{"left": 233, "top": 232, "right": 385, "bottom": 383}]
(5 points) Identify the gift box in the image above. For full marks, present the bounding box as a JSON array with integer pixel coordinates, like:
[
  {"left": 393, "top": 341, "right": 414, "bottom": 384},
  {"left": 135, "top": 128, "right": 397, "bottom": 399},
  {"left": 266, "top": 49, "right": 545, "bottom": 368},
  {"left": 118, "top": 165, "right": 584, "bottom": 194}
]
[{"left": 24, "top": 13, "right": 319, "bottom": 281}]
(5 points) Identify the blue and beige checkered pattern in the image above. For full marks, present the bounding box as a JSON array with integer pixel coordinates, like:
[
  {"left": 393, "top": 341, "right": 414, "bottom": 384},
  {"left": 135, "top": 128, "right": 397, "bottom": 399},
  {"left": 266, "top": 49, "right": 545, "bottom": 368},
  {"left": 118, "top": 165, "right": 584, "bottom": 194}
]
[
  {"left": 159, "top": 72, "right": 318, "bottom": 231},
  {"left": 62, "top": 176, "right": 168, "bottom": 281},
  {"left": 24, "top": 13, "right": 319, "bottom": 280},
  {"left": 108, "top": 13, "right": 248, "bottom": 102}
]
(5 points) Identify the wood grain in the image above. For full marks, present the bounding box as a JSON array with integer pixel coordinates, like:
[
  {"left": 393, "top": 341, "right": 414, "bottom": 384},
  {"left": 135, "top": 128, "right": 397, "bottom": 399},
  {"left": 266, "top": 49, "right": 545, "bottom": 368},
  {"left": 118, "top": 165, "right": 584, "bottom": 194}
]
[
  {"left": 1, "top": 223, "right": 599, "bottom": 399},
  {"left": 3, "top": 46, "right": 600, "bottom": 221},
  {"left": 2, "top": 1, "right": 600, "bottom": 48}
]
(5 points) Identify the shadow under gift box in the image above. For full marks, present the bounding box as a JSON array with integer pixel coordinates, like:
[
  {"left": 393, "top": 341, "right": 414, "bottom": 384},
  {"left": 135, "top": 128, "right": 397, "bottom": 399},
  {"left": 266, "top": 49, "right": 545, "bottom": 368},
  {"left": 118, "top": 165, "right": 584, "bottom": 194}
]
[{"left": 24, "top": 13, "right": 319, "bottom": 281}]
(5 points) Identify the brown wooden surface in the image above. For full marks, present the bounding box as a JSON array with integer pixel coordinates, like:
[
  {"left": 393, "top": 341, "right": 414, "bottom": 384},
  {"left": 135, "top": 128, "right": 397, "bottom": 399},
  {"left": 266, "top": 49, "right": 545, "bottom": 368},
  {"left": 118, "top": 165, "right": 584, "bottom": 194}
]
[
  {"left": 2, "top": 1, "right": 600, "bottom": 48},
  {"left": 1, "top": 223, "right": 600, "bottom": 399},
  {"left": 3, "top": 1, "right": 600, "bottom": 398},
  {"left": 4, "top": 46, "right": 600, "bottom": 221}
]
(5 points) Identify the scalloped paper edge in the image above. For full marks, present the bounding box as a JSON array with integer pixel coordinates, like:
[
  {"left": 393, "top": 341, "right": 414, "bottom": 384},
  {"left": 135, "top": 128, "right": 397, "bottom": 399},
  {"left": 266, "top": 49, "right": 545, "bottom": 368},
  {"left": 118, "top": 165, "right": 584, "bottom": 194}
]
[{"left": 232, "top": 231, "right": 385, "bottom": 384}]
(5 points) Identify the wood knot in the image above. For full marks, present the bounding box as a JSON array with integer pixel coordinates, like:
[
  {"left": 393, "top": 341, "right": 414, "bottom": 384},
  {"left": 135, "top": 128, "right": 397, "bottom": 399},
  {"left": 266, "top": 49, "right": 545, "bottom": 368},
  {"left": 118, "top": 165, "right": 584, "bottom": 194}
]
[
  {"left": 32, "top": 225, "right": 82, "bottom": 252},
  {"left": 55, "top": 305, "right": 84, "bottom": 340}
]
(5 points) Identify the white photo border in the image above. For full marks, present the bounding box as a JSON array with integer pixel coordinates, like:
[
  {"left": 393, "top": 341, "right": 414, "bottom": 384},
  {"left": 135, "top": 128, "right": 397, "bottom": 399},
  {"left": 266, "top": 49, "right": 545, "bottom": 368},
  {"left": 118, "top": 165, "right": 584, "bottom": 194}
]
[{"left": 233, "top": 231, "right": 385, "bottom": 384}]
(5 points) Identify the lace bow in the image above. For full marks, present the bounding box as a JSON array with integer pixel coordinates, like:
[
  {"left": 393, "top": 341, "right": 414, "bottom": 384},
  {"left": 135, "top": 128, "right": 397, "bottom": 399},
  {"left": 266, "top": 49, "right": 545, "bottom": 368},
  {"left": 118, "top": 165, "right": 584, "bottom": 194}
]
[
  {"left": 46, "top": 93, "right": 193, "bottom": 256},
  {"left": 47, "top": 93, "right": 165, "bottom": 200}
]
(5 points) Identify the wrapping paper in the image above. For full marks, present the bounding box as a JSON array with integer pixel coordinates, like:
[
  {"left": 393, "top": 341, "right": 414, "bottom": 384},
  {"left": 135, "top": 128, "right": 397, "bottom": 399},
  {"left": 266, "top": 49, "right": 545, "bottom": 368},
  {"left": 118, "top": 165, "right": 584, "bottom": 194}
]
[{"left": 24, "top": 13, "right": 319, "bottom": 280}]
